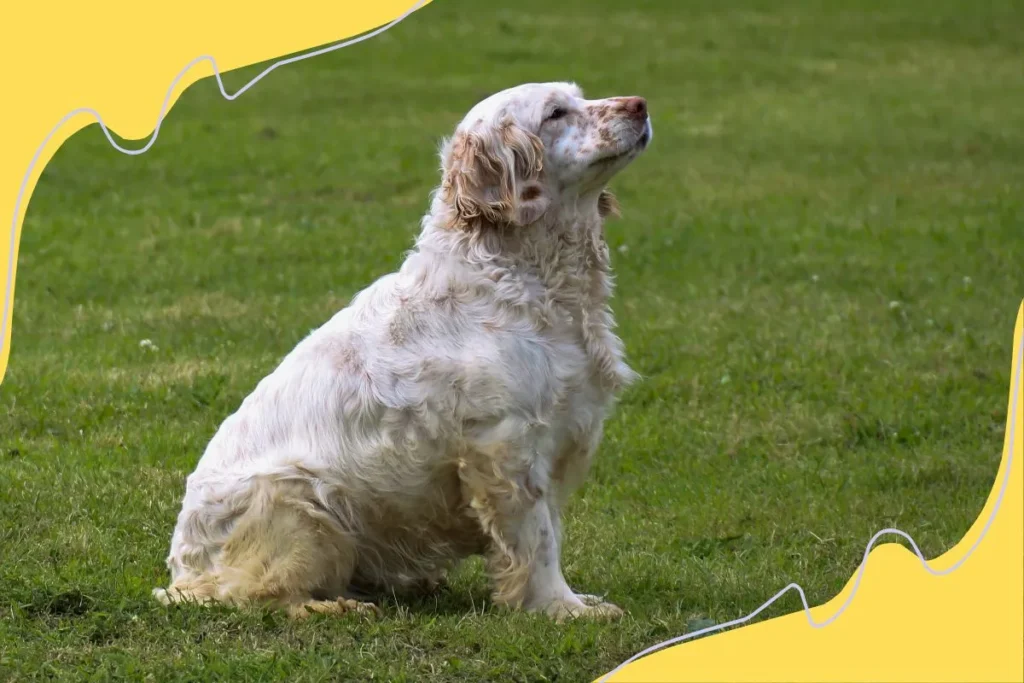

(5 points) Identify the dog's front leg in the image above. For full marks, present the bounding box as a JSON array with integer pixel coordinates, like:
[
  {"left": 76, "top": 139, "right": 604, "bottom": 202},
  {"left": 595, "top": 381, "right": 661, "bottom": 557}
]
[
  {"left": 512, "top": 497, "right": 623, "bottom": 622},
  {"left": 459, "top": 439, "right": 623, "bottom": 623}
]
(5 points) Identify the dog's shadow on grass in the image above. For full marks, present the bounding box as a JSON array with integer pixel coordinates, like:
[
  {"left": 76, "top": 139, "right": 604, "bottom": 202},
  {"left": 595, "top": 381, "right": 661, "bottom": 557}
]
[
  {"left": 353, "top": 581, "right": 496, "bottom": 620},
  {"left": 136, "top": 588, "right": 496, "bottom": 637}
]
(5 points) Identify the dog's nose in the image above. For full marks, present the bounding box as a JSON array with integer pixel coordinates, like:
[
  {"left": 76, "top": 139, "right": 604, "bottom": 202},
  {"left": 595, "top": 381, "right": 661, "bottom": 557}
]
[{"left": 622, "top": 97, "right": 647, "bottom": 121}]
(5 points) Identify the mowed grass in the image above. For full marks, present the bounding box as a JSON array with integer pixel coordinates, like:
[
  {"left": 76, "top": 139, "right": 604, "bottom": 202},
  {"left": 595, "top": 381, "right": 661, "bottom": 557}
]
[{"left": 2, "top": 0, "right": 1023, "bottom": 679}]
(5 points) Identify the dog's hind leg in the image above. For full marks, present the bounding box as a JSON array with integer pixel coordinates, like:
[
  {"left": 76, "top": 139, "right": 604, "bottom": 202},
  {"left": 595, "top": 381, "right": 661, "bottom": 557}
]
[{"left": 155, "top": 475, "right": 378, "bottom": 618}]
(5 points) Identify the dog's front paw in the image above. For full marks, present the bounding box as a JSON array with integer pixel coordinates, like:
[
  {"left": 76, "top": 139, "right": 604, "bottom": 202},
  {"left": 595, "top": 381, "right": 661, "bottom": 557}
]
[
  {"left": 537, "top": 597, "right": 625, "bottom": 623},
  {"left": 575, "top": 593, "right": 615, "bottom": 607}
]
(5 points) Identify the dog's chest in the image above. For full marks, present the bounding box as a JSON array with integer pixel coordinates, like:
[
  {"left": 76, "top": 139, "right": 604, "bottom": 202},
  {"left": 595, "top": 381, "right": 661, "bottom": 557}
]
[
  {"left": 537, "top": 244, "right": 632, "bottom": 394},
  {"left": 548, "top": 292, "right": 630, "bottom": 391},
  {"left": 546, "top": 314, "right": 621, "bottom": 416}
]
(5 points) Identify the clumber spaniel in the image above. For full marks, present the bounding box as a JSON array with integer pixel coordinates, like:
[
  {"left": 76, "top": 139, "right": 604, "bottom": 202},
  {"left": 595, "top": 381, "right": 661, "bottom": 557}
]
[{"left": 155, "top": 82, "right": 652, "bottom": 622}]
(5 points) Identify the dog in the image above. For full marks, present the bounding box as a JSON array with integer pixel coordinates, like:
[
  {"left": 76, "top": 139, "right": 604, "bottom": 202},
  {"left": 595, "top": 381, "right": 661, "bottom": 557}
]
[{"left": 154, "top": 82, "right": 652, "bottom": 622}]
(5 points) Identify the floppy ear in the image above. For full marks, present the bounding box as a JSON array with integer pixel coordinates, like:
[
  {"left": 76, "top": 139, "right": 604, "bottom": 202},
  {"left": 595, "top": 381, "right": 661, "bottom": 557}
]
[
  {"left": 440, "top": 118, "right": 549, "bottom": 229},
  {"left": 598, "top": 189, "right": 621, "bottom": 219}
]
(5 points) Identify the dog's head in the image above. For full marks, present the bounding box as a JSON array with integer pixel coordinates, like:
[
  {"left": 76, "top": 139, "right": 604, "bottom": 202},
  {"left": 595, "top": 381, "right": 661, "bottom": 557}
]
[{"left": 438, "top": 82, "right": 652, "bottom": 230}]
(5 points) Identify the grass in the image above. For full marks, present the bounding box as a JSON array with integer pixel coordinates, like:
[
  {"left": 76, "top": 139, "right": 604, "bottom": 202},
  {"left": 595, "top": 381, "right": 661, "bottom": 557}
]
[{"left": 2, "top": 0, "right": 1023, "bottom": 679}]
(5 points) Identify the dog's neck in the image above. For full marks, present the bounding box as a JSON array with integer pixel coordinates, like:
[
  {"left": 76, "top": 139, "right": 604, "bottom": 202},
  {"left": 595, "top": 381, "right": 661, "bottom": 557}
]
[
  {"left": 417, "top": 192, "right": 609, "bottom": 296},
  {"left": 410, "top": 193, "right": 636, "bottom": 392}
]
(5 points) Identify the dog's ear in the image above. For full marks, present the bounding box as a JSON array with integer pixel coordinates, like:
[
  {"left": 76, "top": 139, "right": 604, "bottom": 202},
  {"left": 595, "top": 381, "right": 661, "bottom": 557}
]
[
  {"left": 440, "top": 118, "right": 548, "bottom": 229},
  {"left": 598, "top": 189, "right": 621, "bottom": 219}
]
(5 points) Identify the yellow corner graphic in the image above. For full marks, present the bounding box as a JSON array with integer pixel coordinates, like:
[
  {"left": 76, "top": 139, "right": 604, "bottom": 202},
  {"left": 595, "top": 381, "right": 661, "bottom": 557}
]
[
  {"left": 0, "top": 0, "right": 430, "bottom": 384},
  {"left": 601, "top": 302, "right": 1024, "bottom": 683}
]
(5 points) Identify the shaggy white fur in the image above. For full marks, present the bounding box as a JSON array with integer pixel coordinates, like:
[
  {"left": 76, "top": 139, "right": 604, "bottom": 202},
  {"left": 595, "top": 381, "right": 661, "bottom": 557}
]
[{"left": 154, "top": 82, "right": 652, "bottom": 622}]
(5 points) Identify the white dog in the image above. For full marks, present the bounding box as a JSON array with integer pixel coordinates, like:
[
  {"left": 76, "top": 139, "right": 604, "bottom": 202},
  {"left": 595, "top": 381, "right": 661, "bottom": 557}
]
[{"left": 155, "top": 82, "right": 652, "bottom": 622}]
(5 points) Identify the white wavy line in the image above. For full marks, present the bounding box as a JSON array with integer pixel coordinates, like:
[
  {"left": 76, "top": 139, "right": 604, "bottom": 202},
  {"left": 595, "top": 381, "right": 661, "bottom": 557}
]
[
  {"left": 1, "top": 0, "right": 427, "bottom": 361},
  {"left": 600, "top": 329, "right": 1022, "bottom": 682}
]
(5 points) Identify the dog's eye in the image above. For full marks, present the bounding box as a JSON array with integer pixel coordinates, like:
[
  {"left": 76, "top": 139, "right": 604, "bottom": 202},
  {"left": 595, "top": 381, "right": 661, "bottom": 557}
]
[{"left": 547, "top": 107, "right": 568, "bottom": 121}]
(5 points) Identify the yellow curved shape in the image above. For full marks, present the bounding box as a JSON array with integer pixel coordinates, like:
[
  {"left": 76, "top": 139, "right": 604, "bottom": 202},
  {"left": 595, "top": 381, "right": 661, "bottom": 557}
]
[
  {"left": 601, "top": 302, "right": 1024, "bottom": 683},
  {"left": 0, "top": 0, "right": 430, "bottom": 383}
]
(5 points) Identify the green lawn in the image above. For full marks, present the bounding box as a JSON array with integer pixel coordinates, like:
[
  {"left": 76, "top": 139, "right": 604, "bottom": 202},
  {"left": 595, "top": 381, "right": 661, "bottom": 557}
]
[{"left": 2, "top": 0, "right": 1023, "bottom": 680}]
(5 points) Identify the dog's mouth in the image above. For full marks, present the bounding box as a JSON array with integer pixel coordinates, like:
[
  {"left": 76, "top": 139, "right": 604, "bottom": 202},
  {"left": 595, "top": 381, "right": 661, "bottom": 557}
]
[
  {"left": 591, "top": 118, "right": 653, "bottom": 168},
  {"left": 638, "top": 117, "right": 652, "bottom": 148}
]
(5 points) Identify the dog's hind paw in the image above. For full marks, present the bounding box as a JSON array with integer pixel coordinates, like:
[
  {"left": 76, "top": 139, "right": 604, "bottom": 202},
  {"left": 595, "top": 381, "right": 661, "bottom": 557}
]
[{"left": 286, "top": 598, "right": 382, "bottom": 620}]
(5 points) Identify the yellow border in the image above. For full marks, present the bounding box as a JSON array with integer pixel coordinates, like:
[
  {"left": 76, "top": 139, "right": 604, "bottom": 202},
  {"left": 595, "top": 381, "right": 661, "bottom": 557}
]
[
  {"left": 601, "top": 303, "right": 1023, "bottom": 682},
  {"left": 1, "top": 4, "right": 1020, "bottom": 682},
  {"left": 0, "top": 0, "right": 429, "bottom": 383}
]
